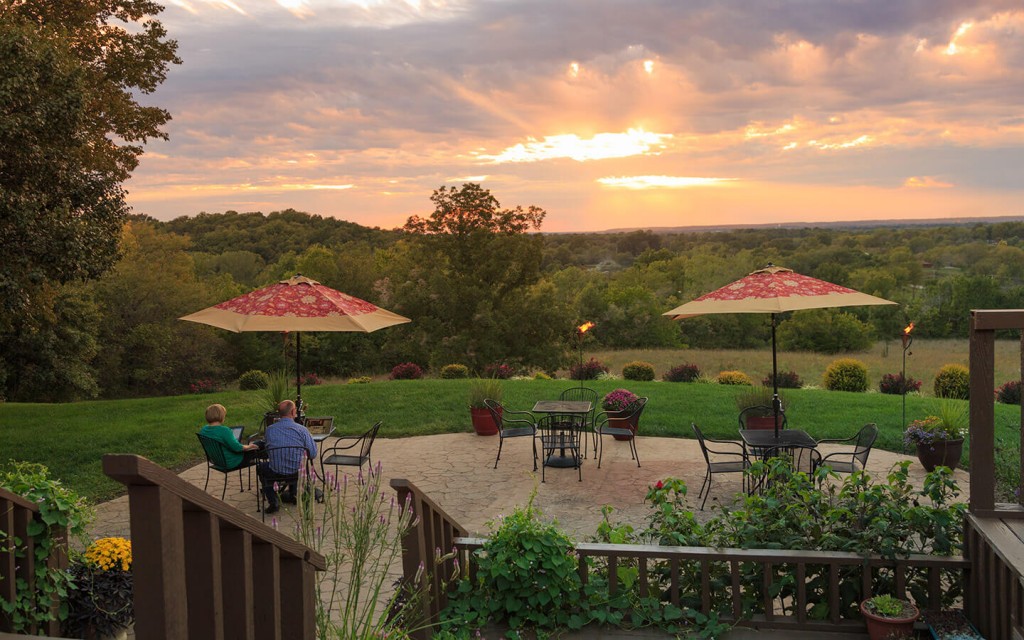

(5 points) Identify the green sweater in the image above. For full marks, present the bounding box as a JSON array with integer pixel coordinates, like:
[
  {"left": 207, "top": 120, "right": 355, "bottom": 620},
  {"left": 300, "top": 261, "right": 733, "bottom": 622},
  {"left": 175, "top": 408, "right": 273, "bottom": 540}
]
[{"left": 200, "top": 424, "right": 245, "bottom": 469}]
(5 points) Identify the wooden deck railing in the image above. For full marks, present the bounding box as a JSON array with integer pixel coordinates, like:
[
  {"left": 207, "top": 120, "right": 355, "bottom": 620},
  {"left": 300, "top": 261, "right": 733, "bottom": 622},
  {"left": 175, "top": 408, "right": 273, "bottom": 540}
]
[
  {"left": 103, "top": 454, "right": 327, "bottom": 640},
  {"left": 0, "top": 487, "right": 68, "bottom": 636},
  {"left": 393, "top": 478, "right": 969, "bottom": 636},
  {"left": 454, "top": 537, "right": 966, "bottom": 633},
  {"left": 389, "top": 478, "right": 467, "bottom": 639}
]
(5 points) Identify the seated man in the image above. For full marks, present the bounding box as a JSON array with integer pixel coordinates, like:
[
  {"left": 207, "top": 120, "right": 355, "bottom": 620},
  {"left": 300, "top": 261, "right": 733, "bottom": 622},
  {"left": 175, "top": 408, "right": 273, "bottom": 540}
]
[
  {"left": 199, "top": 403, "right": 260, "bottom": 469},
  {"left": 260, "top": 399, "right": 318, "bottom": 514}
]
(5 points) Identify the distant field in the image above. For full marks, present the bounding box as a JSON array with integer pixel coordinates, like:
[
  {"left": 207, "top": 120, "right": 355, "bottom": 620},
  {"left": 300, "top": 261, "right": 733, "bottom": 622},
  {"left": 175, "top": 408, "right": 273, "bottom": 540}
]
[{"left": 588, "top": 339, "right": 1023, "bottom": 394}]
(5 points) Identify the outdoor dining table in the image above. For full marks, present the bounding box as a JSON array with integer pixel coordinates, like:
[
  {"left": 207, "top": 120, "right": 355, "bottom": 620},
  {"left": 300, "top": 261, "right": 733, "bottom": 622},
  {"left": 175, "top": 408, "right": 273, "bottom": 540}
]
[
  {"left": 533, "top": 400, "right": 591, "bottom": 468},
  {"left": 739, "top": 428, "right": 818, "bottom": 494}
]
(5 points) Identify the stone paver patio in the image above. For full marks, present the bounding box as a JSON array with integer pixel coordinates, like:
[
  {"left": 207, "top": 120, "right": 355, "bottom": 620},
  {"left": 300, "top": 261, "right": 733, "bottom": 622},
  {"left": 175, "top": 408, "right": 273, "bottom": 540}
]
[{"left": 90, "top": 431, "right": 970, "bottom": 541}]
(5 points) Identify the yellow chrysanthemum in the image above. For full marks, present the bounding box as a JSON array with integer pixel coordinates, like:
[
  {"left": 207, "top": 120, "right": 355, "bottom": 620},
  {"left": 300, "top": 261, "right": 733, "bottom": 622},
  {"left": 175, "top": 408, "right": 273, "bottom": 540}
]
[{"left": 84, "top": 537, "right": 132, "bottom": 572}]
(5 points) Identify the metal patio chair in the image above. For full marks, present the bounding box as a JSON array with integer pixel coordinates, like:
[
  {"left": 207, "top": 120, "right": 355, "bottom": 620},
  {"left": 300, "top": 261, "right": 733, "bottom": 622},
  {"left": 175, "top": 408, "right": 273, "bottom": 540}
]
[
  {"left": 485, "top": 399, "right": 537, "bottom": 470},
  {"left": 196, "top": 433, "right": 257, "bottom": 500},
  {"left": 692, "top": 423, "right": 749, "bottom": 510},
  {"left": 816, "top": 423, "right": 878, "bottom": 475},
  {"left": 594, "top": 397, "right": 647, "bottom": 469}
]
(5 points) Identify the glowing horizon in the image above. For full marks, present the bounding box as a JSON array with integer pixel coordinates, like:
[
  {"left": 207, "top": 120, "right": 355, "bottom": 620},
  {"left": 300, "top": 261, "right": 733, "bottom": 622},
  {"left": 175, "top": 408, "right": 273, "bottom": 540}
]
[{"left": 126, "top": 2, "right": 1024, "bottom": 232}]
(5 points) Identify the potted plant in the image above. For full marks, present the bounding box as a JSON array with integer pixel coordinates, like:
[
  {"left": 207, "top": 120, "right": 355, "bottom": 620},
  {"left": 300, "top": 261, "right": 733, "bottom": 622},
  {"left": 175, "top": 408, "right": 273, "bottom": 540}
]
[
  {"left": 469, "top": 378, "right": 503, "bottom": 436},
  {"left": 735, "top": 386, "right": 788, "bottom": 429},
  {"left": 860, "top": 594, "right": 919, "bottom": 640},
  {"left": 602, "top": 388, "right": 640, "bottom": 440},
  {"left": 904, "top": 401, "right": 967, "bottom": 472},
  {"left": 64, "top": 537, "right": 134, "bottom": 640}
]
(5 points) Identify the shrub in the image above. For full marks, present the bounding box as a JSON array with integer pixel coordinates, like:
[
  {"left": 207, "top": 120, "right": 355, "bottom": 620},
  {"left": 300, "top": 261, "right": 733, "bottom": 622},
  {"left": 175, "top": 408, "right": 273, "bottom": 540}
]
[
  {"left": 238, "top": 369, "right": 269, "bottom": 391},
  {"left": 663, "top": 363, "right": 701, "bottom": 383},
  {"left": 622, "top": 361, "right": 655, "bottom": 381},
  {"left": 440, "top": 364, "right": 469, "bottom": 379},
  {"left": 996, "top": 380, "right": 1022, "bottom": 405},
  {"left": 300, "top": 372, "right": 321, "bottom": 386},
  {"left": 934, "top": 364, "right": 970, "bottom": 400},
  {"left": 390, "top": 362, "right": 423, "bottom": 380},
  {"left": 189, "top": 378, "right": 219, "bottom": 394},
  {"left": 879, "top": 372, "right": 922, "bottom": 395},
  {"left": 441, "top": 497, "right": 581, "bottom": 634},
  {"left": 483, "top": 363, "right": 514, "bottom": 379},
  {"left": 569, "top": 357, "right": 608, "bottom": 380},
  {"left": 716, "top": 370, "right": 752, "bottom": 386},
  {"left": 823, "top": 358, "right": 868, "bottom": 392},
  {"left": 0, "top": 462, "right": 91, "bottom": 633},
  {"left": 533, "top": 371, "right": 552, "bottom": 380},
  {"left": 763, "top": 370, "right": 802, "bottom": 389},
  {"left": 347, "top": 376, "right": 372, "bottom": 384}
]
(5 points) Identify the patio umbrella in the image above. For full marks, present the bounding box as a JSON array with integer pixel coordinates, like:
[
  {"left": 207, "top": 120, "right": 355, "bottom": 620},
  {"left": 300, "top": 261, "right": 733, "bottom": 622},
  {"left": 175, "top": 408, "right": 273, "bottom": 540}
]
[
  {"left": 181, "top": 274, "right": 410, "bottom": 410},
  {"left": 663, "top": 264, "right": 897, "bottom": 437}
]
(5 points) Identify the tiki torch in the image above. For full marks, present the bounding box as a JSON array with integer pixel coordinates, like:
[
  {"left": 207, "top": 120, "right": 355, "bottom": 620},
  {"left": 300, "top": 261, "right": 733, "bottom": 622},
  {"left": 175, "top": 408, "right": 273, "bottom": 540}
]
[
  {"left": 576, "top": 321, "right": 595, "bottom": 385},
  {"left": 901, "top": 322, "right": 915, "bottom": 450}
]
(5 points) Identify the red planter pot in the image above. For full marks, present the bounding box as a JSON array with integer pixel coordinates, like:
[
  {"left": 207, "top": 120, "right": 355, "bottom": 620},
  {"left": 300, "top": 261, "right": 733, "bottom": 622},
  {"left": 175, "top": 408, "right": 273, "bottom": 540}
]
[
  {"left": 470, "top": 406, "right": 499, "bottom": 436},
  {"left": 916, "top": 438, "right": 964, "bottom": 472},
  {"left": 860, "top": 599, "right": 919, "bottom": 640},
  {"left": 606, "top": 408, "right": 639, "bottom": 441}
]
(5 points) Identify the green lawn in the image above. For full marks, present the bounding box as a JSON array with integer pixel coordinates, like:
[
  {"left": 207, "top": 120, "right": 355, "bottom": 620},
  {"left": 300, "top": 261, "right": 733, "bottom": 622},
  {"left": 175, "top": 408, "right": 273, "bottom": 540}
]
[{"left": 1, "top": 379, "right": 1019, "bottom": 503}]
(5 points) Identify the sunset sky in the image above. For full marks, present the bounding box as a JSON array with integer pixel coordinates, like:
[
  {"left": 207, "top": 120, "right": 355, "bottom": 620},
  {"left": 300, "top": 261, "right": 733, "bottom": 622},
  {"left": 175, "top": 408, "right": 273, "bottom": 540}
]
[{"left": 128, "top": 0, "right": 1024, "bottom": 232}]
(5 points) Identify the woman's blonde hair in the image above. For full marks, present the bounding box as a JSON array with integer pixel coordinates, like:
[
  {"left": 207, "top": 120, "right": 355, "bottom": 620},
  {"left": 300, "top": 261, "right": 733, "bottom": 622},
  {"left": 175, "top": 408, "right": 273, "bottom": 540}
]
[{"left": 205, "top": 403, "right": 227, "bottom": 424}]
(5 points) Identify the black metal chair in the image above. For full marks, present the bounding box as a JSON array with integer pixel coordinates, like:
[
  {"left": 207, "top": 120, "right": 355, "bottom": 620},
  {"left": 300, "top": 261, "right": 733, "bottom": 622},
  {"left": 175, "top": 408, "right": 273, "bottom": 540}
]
[
  {"left": 816, "top": 423, "right": 878, "bottom": 475},
  {"left": 196, "top": 433, "right": 257, "bottom": 500},
  {"left": 320, "top": 421, "right": 381, "bottom": 479},
  {"left": 257, "top": 445, "right": 319, "bottom": 521},
  {"left": 537, "top": 414, "right": 582, "bottom": 482},
  {"left": 738, "top": 405, "right": 788, "bottom": 458},
  {"left": 485, "top": 399, "right": 537, "bottom": 471},
  {"left": 559, "top": 386, "right": 599, "bottom": 456},
  {"left": 692, "top": 423, "right": 750, "bottom": 510},
  {"left": 594, "top": 397, "right": 647, "bottom": 469}
]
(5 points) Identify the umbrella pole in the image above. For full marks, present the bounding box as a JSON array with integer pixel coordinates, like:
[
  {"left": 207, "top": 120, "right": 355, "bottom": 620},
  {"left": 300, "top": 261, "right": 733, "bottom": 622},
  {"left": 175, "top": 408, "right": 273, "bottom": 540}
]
[
  {"left": 296, "top": 332, "right": 302, "bottom": 414},
  {"left": 771, "top": 313, "right": 781, "bottom": 439}
]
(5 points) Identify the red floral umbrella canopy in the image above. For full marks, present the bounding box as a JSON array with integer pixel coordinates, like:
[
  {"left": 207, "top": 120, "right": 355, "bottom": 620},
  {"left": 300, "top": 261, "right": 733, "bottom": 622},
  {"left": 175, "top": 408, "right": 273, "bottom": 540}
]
[
  {"left": 663, "top": 265, "right": 896, "bottom": 318},
  {"left": 664, "top": 265, "right": 897, "bottom": 436},
  {"left": 180, "top": 275, "right": 410, "bottom": 333}
]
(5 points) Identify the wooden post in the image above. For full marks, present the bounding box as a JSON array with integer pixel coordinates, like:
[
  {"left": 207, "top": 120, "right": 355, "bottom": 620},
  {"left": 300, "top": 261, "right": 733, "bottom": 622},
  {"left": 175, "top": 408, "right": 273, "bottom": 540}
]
[
  {"left": 969, "top": 312, "right": 996, "bottom": 512},
  {"left": 129, "top": 484, "right": 189, "bottom": 639}
]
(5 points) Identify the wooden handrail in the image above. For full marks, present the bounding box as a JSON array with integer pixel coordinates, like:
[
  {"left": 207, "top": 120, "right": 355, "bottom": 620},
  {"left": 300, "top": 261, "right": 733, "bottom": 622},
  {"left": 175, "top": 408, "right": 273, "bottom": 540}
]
[
  {"left": 0, "top": 487, "right": 68, "bottom": 636},
  {"left": 389, "top": 478, "right": 467, "bottom": 640},
  {"left": 103, "top": 454, "right": 325, "bottom": 640},
  {"left": 452, "top": 536, "right": 968, "bottom": 632},
  {"left": 393, "top": 479, "right": 970, "bottom": 636}
]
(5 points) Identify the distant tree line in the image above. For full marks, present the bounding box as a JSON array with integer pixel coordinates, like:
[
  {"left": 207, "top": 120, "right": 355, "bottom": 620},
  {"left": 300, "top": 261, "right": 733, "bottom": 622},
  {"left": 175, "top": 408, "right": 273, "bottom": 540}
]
[{"left": 5, "top": 181, "right": 1024, "bottom": 401}]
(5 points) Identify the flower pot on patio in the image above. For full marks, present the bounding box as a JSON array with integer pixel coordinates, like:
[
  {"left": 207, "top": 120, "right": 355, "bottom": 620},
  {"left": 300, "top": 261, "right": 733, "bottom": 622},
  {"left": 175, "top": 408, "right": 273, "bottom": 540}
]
[
  {"left": 916, "top": 438, "right": 964, "bottom": 472},
  {"left": 861, "top": 597, "right": 919, "bottom": 640},
  {"left": 745, "top": 415, "right": 784, "bottom": 430},
  {"left": 606, "top": 408, "right": 641, "bottom": 441},
  {"left": 471, "top": 406, "right": 499, "bottom": 436}
]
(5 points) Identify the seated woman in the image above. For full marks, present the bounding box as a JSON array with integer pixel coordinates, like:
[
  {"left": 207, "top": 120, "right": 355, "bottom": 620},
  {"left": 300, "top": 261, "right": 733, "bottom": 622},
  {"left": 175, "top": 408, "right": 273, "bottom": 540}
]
[{"left": 199, "top": 403, "right": 260, "bottom": 469}]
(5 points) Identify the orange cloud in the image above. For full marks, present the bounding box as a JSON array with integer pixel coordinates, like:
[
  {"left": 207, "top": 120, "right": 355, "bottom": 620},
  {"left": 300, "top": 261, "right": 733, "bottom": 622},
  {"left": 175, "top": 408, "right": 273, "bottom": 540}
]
[{"left": 903, "top": 176, "right": 954, "bottom": 189}]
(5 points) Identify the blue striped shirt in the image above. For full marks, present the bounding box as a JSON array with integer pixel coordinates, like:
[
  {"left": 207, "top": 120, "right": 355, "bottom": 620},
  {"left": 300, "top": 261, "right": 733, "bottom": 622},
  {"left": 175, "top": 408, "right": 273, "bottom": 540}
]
[{"left": 264, "top": 419, "right": 317, "bottom": 475}]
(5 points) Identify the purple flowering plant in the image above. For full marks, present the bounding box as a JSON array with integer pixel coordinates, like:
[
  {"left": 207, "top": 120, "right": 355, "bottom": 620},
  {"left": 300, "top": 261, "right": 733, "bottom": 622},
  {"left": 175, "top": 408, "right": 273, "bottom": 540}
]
[
  {"left": 602, "top": 388, "right": 639, "bottom": 412},
  {"left": 904, "top": 415, "right": 964, "bottom": 447}
]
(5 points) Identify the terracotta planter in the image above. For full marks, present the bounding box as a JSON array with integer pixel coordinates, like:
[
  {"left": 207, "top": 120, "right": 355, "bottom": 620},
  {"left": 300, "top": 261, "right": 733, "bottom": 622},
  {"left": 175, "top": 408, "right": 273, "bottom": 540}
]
[
  {"left": 861, "top": 599, "right": 919, "bottom": 640},
  {"left": 745, "top": 415, "right": 784, "bottom": 430},
  {"left": 470, "top": 406, "right": 499, "bottom": 436},
  {"left": 605, "top": 408, "right": 638, "bottom": 440},
  {"left": 916, "top": 438, "right": 964, "bottom": 472}
]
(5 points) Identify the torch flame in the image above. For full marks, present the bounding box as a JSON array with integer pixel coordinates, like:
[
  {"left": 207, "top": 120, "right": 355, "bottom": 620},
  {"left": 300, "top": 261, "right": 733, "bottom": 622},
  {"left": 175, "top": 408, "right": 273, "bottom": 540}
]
[
  {"left": 577, "top": 321, "right": 595, "bottom": 335},
  {"left": 904, "top": 322, "right": 915, "bottom": 335}
]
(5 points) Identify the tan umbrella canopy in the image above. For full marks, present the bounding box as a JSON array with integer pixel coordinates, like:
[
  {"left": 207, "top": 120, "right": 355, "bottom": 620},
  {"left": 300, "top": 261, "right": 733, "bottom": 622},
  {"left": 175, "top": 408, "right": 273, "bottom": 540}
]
[
  {"left": 664, "top": 264, "right": 897, "bottom": 435},
  {"left": 181, "top": 275, "right": 410, "bottom": 409}
]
